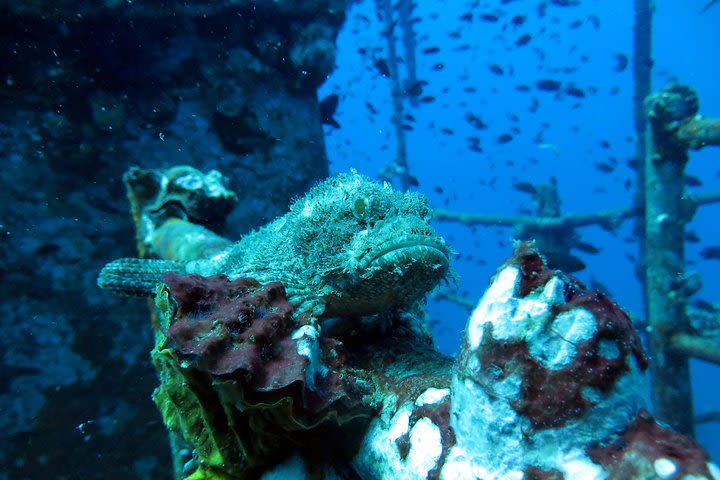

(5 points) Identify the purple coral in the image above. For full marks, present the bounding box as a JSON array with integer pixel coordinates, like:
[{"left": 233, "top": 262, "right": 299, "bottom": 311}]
[{"left": 162, "top": 272, "right": 360, "bottom": 414}]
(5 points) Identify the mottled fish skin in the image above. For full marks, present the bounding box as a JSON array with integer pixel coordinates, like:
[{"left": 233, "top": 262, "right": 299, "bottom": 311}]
[{"left": 99, "top": 171, "right": 452, "bottom": 319}]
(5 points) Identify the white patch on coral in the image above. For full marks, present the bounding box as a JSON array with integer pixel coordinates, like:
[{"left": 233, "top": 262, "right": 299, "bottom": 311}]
[
  {"left": 388, "top": 407, "right": 411, "bottom": 441},
  {"left": 291, "top": 324, "right": 327, "bottom": 389},
  {"left": 142, "top": 215, "right": 156, "bottom": 247},
  {"left": 174, "top": 173, "right": 203, "bottom": 190},
  {"left": 450, "top": 373, "right": 525, "bottom": 470},
  {"left": 352, "top": 402, "right": 409, "bottom": 479},
  {"left": 598, "top": 339, "right": 621, "bottom": 360},
  {"left": 653, "top": 458, "right": 678, "bottom": 479},
  {"left": 407, "top": 418, "right": 443, "bottom": 475},
  {"left": 488, "top": 369, "right": 523, "bottom": 402},
  {"left": 454, "top": 265, "right": 649, "bottom": 478},
  {"left": 467, "top": 266, "right": 519, "bottom": 348},
  {"left": 204, "top": 170, "right": 231, "bottom": 198},
  {"left": 709, "top": 462, "right": 720, "bottom": 480},
  {"left": 440, "top": 446, "right": 520, "bottom": 480},
  {"left": 468, "top": 266, "right": 567, "bottom": 351},
  {"left": 415, "top": 388, "right": 450, "bottom": 407},
  {"left": 561, "top": 451, "right": 606, "bottom": 479},
  {"left": 528, "top": 308, "right": 597, "bottom": 370},
  {"left": 353, "top": 401, "right": 448, "bottom": 480}
]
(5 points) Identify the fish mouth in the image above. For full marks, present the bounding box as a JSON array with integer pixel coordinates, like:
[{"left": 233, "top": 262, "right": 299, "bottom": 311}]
[
  {"left": 357, "top": 236, "right": 450, "bottom": 271},
  {"left": 324, "top": 234, "right": 450, "bottom": 316}
]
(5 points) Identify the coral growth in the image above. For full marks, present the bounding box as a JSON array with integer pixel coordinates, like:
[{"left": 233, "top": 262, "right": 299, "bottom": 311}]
[
  {"left": 446, "top": 241, "right": 704, "bottom": 479},
  {"left": 478, "top": 243, "right": 649, "bottom": 429},
  {"left": 151, "top": 273, "right": 373, "bottom": 479},
  {"left": 589, "top": 410, "right": 717, "bottom": 479}
]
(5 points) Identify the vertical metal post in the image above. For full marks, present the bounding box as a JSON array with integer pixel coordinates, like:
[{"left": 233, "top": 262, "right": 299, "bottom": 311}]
[
  {"left": 644, "top": 84, "right": 698, "bottom": 436},
  {"left": 376, "top": 0, "right": 410, "bottom": 191},
  {"left": 633, "top": 0, "right": 653, "bottom": 313},
  {"left": 397, "top": 0, "right": 418, "bottom": 108}
]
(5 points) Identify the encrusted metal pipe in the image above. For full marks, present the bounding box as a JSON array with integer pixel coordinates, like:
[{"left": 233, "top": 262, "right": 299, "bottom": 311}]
[{"left": 644, "top": 83, "right": 720, "bottom": 435}]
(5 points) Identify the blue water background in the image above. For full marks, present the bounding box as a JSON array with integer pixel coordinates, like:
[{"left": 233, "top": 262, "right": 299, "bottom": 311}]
[{"left": 320, "top": 0, "right": 720, "bottom": 459}]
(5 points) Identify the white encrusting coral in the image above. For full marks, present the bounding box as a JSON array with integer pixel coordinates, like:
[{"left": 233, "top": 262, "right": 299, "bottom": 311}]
[
  {"left": 450, "top": 261, "right": 648, "bottom": 479},
  {"left": 415, "top": 388, "right": 449, "bottom": 407},
  {"left": 708, "top": 462, "right": 720, "bottom": 480},
  {"left": 352, "top": 400, "right": 445, "bottom": 480},
  {"left": 291, "top": 324, "right": 327, "bottom": 390},
  {"left": 653, "top": 457, "right": 678, "bottom": 479}
]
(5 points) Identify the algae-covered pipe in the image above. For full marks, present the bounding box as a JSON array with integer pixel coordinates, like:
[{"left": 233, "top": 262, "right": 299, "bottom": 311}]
[
  {"left": 671, "top": 333, "right": 720, "bottom": 366},
  {"left": 101, "top": 165, "right": 720, "bottom": 479},
  {"left": 643, "top": 83, "right": 720, "bottom": 436},
  {"left": 644, "top": 84, "right": 695, "bottom": 436}
]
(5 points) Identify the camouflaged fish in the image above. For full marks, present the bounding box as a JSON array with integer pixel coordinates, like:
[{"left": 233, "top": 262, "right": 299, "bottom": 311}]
[{"left": 98, "top": 171, "right": 452, "bottom": 319}]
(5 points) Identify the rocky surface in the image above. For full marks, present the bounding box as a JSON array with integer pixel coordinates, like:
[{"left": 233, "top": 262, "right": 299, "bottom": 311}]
[{"left": 0, "top": 0, "right": 344, "bottom": 477}]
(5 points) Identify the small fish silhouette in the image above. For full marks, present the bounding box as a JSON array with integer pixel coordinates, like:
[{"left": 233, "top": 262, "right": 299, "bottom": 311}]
[
  {"left": 319, "top": 94, "right": 341, "bottom": 129},
  {"left": 701, "top": 0, "right": 720, "bottom": 13}
]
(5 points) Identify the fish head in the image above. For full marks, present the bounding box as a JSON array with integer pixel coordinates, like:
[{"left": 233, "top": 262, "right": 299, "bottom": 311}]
[{"left": 290, "top": 171, "right": 451, "bottom": 317}]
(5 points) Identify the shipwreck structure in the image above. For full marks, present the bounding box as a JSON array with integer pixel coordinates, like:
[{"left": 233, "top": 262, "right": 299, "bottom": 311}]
[{"left": 97, "top": 166, "right": 719, "bottom": 479}]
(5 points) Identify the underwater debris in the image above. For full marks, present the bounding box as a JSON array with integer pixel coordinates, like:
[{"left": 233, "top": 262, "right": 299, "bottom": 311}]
[
  {"left": 100, "top": 157, "right": 720, "bottom": 478},
  {"left": 122, "top": 165, "right": 237, "bottom": 259}
]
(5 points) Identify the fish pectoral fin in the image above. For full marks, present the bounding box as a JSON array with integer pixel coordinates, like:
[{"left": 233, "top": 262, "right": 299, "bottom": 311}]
[
  {"left": 284, "top": 285, "right": 326, "bottom": 318},
  {"left": 98, "top": 258, "right": 186, "bottom": 297}
]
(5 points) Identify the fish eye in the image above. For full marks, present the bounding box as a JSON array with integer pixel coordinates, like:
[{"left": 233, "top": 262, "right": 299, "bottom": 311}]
[{"left": 353, "top": 196, "right": 369, "bottom": 219}]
